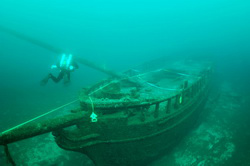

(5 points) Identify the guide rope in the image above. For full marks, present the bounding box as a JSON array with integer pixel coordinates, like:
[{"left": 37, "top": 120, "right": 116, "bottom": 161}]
[
  {"left": 88, "top": 68, "right": 195, "bottom": 95},
  {"left": 89, "top": 96, "right": 98, "bottom": 122},
  {"left": 87, "top": 69, "right": 162, "bottom": 96},
  {"left": 1, "top": 99, "right": 79, "bottom": 135}
]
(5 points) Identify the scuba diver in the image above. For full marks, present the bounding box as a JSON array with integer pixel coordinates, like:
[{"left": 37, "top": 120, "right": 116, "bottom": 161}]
[{"left": 41, "top": 54, "right": 79, "bottom": 85}]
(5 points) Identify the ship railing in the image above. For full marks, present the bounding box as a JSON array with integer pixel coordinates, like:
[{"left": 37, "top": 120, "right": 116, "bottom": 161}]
[{"left": 136, "top": 67, "right": 211, "bottom": 121}]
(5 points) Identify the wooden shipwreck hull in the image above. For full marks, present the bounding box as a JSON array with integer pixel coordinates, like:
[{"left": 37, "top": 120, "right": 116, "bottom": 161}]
[{"left": 53, "top": 58, "right": 213, "bottom": 166}]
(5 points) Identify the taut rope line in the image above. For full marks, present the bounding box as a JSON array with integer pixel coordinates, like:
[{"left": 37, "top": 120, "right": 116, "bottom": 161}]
[{"left": 1, "top": 99, "right": 79, "bottom": 135}]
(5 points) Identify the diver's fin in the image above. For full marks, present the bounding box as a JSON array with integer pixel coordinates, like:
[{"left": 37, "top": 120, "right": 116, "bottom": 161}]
[{"left": 40, "top": 75, "right": 50, "bottom": 86}]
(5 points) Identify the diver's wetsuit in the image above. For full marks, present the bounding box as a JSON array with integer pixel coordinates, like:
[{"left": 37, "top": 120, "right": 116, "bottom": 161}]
[
  {"left": 49, "top": 69, "right": 71, "bottom": 83},
  {"left": 49, "top": 61, "right": 78, "bottom": 83},
  {"left": 40, "top": 60, "right": 78, "bottom": 85}
]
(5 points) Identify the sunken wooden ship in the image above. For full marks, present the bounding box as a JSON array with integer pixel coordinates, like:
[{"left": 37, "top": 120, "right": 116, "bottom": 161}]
[
  {"left": 0, "top": 26, "right": 212, "bottom": 166},
  {"left": 52, "top": 58, "right": 212, "bottom": 166}
]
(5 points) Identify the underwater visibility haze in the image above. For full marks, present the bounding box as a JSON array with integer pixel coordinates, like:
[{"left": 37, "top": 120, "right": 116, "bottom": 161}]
[{"left": 0, "top": 0, "right": 250, "bottom": 165}]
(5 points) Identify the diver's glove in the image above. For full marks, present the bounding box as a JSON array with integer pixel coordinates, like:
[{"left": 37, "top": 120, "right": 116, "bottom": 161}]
[{"left": 51, "top": 65, "right": 57, "bottom": 69}]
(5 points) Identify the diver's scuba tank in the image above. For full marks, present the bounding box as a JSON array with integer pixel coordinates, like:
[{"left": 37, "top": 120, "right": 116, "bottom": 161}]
[{"left": 59, "top": 54, "right": 73, "bottom": 70}]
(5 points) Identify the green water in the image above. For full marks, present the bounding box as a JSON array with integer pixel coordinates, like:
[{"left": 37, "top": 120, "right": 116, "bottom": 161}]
[{"left": 0, "top": 0, "right": 250, "bottom": 165}]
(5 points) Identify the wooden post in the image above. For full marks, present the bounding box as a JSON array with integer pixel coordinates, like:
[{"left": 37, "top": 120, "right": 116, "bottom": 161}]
[
  {"left": 166, "top": 98, "right": 171, "bottom": 114},
  {"left": 140, "top": 107, "right": 146, "bottom": 122},
  {"left": 193, "top": 83, "right": 197, "bottom": 96},
  {"left": 185, "top": 88, "right": 190, "bottom": 101},
  {"left": 190, "top": 85, "right": 194, "bottom": 98},
  {"left": 184, "top": 80, "right": 188, "bottom": 89},
  {"left": 154, "top": 103, "right": 159, "bottom": 118},
  {"left": 174, "top": 95, "right": 179, "bottom": 109}
]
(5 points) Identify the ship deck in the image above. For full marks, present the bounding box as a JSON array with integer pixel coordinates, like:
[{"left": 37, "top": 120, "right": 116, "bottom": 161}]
[{"left": 79, "top": 59, "right": 211, "bottom": 111}]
